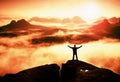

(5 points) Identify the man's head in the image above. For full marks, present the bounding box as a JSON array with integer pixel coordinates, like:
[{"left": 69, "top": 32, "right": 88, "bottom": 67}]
[{"left": 74, "top": 45, "right": 76, "bottom": 47}]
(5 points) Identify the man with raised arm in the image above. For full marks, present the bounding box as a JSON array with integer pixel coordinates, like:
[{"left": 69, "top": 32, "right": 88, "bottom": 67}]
[{"left": 68, "top": 45, "right": 82, "bottom": 60}]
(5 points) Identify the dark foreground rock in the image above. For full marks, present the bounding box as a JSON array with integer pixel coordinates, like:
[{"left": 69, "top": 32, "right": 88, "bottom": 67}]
[
  {"left": 0, "top": 64, "right": 60, "bottom": 82},
  {"left": 61, "top": 60, "right": 120, "bottom": 82},
  {"left": 0, "top": 60, "right": 120, "bottom": 82}
]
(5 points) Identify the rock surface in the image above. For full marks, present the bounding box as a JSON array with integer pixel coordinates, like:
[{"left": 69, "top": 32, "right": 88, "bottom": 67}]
[
  {"left": 0, "top": 60, "right": 120, "bottom": 82},
  {"left": 61, "top": 60, "right": 120, "bottom": 82},
  {"left": 0, "top": 64, "right": 60, "bottom": 82}
]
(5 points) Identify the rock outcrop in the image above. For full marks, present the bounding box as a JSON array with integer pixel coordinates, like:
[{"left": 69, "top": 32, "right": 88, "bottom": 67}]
[
  {"left": 0, "top": 64, "right": 60, "bottom": 82},
  {"left": 61, "top": 60, "right": 120, "bottom": 82},
  {"left": 1, "top": 60, "right": 120, "bottom": 82}
]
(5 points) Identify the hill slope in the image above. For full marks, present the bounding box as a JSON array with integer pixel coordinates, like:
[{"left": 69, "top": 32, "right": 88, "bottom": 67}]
[{"left": 0, "top": 60, "right": 120, "bottom": 82}]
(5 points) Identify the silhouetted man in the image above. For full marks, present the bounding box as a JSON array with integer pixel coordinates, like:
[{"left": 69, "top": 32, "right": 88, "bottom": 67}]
[{"left": 68, "top": 45, "right": 82, "bottom": 60}]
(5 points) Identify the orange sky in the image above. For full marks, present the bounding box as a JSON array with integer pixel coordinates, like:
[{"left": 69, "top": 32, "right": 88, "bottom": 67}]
[{"left": 0, "top": 0, "right": 120, "bottom": 19}]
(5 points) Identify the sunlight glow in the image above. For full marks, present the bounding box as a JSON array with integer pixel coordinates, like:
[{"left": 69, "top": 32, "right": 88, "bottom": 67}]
[{"left": 80, "top": 2, "right": 102, "bottom": 23}]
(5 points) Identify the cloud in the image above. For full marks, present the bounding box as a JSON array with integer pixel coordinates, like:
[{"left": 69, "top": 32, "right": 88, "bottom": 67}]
[
  {"left": 0, "top": 17, "right": 12, "bottom": 20},
  {"left": 0, "top": 16, "right": 12, "bottom": 26},
  {"left": 72, "top": 16, "right": 86, "bottom": 24},
  {"left": 29, "top": 18, "right": 120, "bottom": 47},
  {"left": 29, "top": 17, "right": 62, "bottom": 23},
  {"left": 31, "top": 36, "right": 65, "bottom": 46},
  {"left": 30, "top": 34, "right": 100, "bottom": 46},
  {"left": 67, "top": 34, "right": 100, "bottom": 44},
  {"left": 0, "top": 47, "right": 34, "bottom": 76},
  {"left": 28, "top": 16, "right": 86, "bottom": 26},
  {"left": 0, "top": 33, "right": 18, "bottom": 37},
  {"left": 88, "top": 57, "right": 120, "bottom": 74},
  {"left": 0, "top": 40, "right": 67, "bottom": 76}
]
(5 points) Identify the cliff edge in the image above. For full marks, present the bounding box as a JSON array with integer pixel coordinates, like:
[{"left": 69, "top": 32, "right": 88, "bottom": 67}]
[{"left": 1, "top": 60, "right": 120, "bottom": 82}]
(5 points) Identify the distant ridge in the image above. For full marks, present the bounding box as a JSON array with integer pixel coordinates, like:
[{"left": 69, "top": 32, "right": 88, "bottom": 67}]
[
  {"left": 0, "top": 19, "right": 31, "bottom": 32},
  {"left": 14, "top": 19, "right": 30, "bottom": 26},
  {"left": 8, "top": 19, "right": 30, "bottom": 27}
]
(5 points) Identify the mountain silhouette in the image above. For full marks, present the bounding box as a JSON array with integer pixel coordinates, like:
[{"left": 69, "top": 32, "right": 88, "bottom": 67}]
[
  {"left": 0, "top": 19, "right": 49, "bottom": 37},
  {"left": 0, "top": 19, "right": 31, "bottom": 32},
  {"left": 15, "top": 19, "right": 30, "bottom": 26},
  {"left": 109, "top": 17, "right": 120, "bottom": 24},
  {"left": 91, "top": 19, "right": 111, "bottom": 32},
  {"left": 0, "top": 19, "right": 56, "bottom": 33},
  {"left": 0, "top": 60, "right": 120, "bottom": 82}
]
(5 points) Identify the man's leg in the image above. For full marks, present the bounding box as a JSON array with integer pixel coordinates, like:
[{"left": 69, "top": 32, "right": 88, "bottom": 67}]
[
  {"left": 73, "top": 53, "right": 74, "bottom": 60},
  {"left": 76, "top": 54, "right": 78, "bottom": 60}
]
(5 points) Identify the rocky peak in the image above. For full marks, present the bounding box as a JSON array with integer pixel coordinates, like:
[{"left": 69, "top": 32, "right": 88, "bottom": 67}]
[
  {"left": 10, "top": 20, "right": 16, "bottom": 25},
  {"left": 16, "top": 19, "right": 30, "bottom": 26},
  {"left": 61, "top": 60, "right": 120, "bottom": 82}
]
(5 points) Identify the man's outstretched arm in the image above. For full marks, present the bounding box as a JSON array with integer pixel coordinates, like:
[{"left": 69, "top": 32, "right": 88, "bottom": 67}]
[
  {"left": 68, "top": 45, "right": 72, "bottom": 48},
  {"left": 77, "top": 45, "right": 82, "bottom": 49}
]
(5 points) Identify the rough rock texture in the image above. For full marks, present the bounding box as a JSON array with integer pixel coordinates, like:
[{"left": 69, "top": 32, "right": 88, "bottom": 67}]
[
  {"left": 1, "top": 60, "right": 120, "bottom": 82},
  {"left": 0, "top": 64, "right": 60, "bottom": 82},
  {"left": 61, "top": 60, "right": 120, "bottom": 82}
]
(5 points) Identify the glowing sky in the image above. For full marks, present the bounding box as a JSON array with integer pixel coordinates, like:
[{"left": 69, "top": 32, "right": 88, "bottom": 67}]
[{"left": 0, "top": 0, "right": 120, "bottom": 18}]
